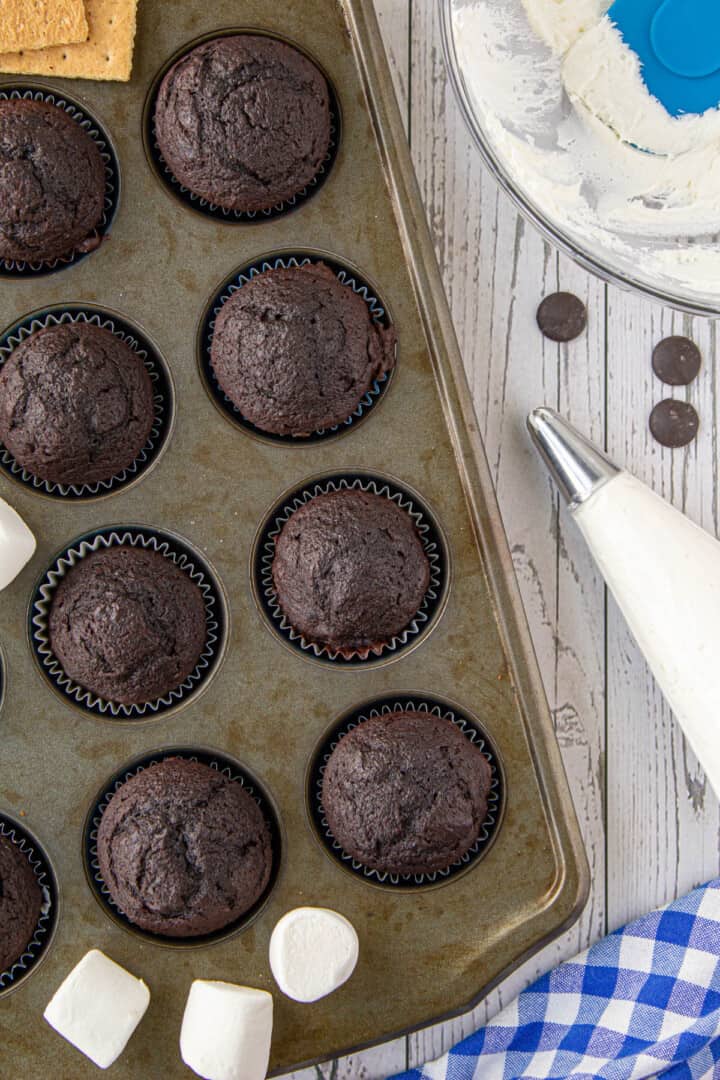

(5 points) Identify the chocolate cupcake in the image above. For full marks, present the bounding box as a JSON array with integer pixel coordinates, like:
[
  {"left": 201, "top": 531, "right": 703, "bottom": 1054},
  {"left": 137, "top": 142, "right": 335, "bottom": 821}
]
[
  {"left": 48, "top": 546, "right": 207, "bottom": 705},
  {"left": 210, "top": 263, "right": 396, "bottom": 436},
  {"left": 96, "top": 758, "right": 273, "bottom": 937},
  {"left": 0, "top": 98, "right": 105, "bottom": 263},
  {"left": 0, "top": 322, "right": 154, "bottom": 486},
  {"left": 0, "top": 834, "right": 43, "bottom": 973},
  {"left": 272, "top": 489, "right": 430, "bottom": 655},
  {"left": 154, "top": 35, "right": 331, "bottom": 213},
  {"left": 322, "top": 710, "right": 492, "bottom": 876}
]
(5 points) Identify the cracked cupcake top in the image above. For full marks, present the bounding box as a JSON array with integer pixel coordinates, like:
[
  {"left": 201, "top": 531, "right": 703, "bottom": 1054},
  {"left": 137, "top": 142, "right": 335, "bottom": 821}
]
[
  {"left": 0, "top": 835, "right": 42, "bottom": 974},
  {"left": 0, "top": 322, "right": 154, "bottom": 486},
  {"left": 48, "top": 546, "right": 207, "bottom": 706},
  {"left": 272, "top": 489, "right": 430, "bottom": 655},
  {"left": 96, "top": 758, "right": 273, "bottom": 938},
  {"left": 322, "top": 710, "right": 492, "bottom": 876},
  {"left": 210, "top": 263, "right": 396, "bottom": 436},
  {"left": 154, "top": 34, "right": 331, "bottom": 213},
  {"left": 0, "top": 99, "right": 105, "bottom": 263}
]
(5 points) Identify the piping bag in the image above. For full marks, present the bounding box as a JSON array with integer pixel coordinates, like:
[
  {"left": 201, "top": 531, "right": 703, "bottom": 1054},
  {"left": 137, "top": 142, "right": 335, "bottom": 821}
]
[{"left": 528, "top": 407, "right": 720, "bottom": 797}]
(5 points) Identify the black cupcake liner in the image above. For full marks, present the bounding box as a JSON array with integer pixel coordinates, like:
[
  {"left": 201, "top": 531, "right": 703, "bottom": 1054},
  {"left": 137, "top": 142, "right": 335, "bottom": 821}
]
[
  {"left": 307, "top": 694, "right": 505, "bottom": 889},
  {"left": 142, "top": 29, "right": 341, "bottom": 224},
  {"left": 252, "top": 472, "right": 449, "bottom": 667},
  {"left": 0, "top": 815, "right": 59, "bottom": 997},
  {"left": 0, "top": 642, "right": 5, "bottom": 716},
  {"left": 0, "top": 306, "right": 174, "bottom": 500},
  {"left": 29, "top": 526, "right": 227, "bottom": 721},
  {"left": 83, "top": 746, "right": 282, "bottom": 948},
  {"left": 198, "top": 252, "right": 395, "bottom": 445},
  {"left": 0, "top": 85, "right": 119, "bottom": 279}
]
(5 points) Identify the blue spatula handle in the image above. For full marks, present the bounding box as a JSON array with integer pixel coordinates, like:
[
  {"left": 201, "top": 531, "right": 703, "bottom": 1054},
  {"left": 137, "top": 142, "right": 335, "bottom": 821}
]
[{"left": 609, "top": 0, "right": 720, "bottom": 116}]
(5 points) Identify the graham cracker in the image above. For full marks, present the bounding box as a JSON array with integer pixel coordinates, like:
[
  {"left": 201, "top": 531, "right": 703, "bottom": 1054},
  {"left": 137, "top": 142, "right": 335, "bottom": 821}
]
[
  {"left": 0, "top": 0, "right": 138, "bottom": 82},
  {"left": 0, "top": 0, "right": 88, "bottom": 54}
]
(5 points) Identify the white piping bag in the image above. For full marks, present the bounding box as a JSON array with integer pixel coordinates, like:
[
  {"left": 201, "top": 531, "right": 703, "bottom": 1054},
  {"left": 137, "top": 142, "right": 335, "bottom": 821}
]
[{"left": 528, "top": 407, "right": 720, "bottom": 797}]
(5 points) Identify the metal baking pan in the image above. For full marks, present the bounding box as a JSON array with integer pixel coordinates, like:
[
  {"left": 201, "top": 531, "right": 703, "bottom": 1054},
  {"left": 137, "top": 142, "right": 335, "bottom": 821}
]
[{"left": 0, "top": 1, "right": 589, "bottom": 1075}]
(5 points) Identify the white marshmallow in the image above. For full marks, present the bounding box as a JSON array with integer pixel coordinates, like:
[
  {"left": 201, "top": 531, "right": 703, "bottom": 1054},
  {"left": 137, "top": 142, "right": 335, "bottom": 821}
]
[
  {"left": 180, "top": 981, "right": 273, "bottom": 1080},
  {"left": 0, "top": 496, "right": 35, "bottom": 591},
  {"left": 43, "top": 949, "right": 150, "bottom": 1070},
  {"left": 269, "top": 907, "right": 359, "bottom": 1003}
]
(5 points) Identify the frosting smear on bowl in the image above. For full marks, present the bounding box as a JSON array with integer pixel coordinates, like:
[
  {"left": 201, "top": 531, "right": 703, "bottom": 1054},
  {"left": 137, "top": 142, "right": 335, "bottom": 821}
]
[{"left": 450, "top": 0, "right": 720, "bottom": 308}]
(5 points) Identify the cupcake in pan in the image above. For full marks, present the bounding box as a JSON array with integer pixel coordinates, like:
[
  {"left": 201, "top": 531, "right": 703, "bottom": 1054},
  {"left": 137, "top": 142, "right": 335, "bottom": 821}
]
[
  {"left": 0, "top": 98, "right": 105, "bottom": 263},
  {"left": 210, "top": 261, "right": 396, "bottom": 436},
  {"left": 154, "top": 34, "right": 332, "bottom": 214},
  {"left": 0, "top": 833, "right": 43, "bottom": 975},
  {"left": 0, "top": 321, "right": 155, "bottom": 487},
  {"left": 271, "top": 488, "right": 430, "bottom": 656},
  {"left": 321, "top": 710, "right": 493, "bottom": 876},
  {"left": 48, "top": 545, "right": 207, "bottom": 707},
  {"left": 96, "top": 757, "right": 273, "bottom": 938}
]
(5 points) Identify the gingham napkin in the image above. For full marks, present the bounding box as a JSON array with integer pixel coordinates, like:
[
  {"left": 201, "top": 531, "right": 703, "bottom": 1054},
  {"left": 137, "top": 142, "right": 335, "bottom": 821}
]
[{"left": 393, "top": 880, "right": 720, "bottom": 1080}]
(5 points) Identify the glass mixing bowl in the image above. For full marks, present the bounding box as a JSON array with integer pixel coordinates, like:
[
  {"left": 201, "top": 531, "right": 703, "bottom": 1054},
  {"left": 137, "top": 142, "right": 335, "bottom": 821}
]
[{"left": 441, "top": 0, "right": 720, "bottom": 317}]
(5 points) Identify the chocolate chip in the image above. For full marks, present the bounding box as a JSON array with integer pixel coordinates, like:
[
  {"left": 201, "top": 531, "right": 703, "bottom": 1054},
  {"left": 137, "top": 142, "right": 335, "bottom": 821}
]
[
  {"left": 652, "top": 336, "right": 702, "bottom": 386},
  {"left": 649, "top": 400, "right": 699, "bottom": 448},
  {"left": 536, "top": 292, "right": 587, "bottom": 342}
]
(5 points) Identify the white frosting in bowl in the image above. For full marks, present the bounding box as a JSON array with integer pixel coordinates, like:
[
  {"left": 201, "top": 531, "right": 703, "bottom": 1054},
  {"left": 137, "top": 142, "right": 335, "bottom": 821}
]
[{"left": 448, "top": 0, "right": 720, "bottom": 310}]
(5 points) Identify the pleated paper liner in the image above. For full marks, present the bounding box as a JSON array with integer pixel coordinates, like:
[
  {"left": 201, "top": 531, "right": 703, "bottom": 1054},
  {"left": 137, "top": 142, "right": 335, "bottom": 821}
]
[
  {"left": 0, "top": 815, "right": 59, "bottom": 999},
  {"left": 197, "top": 251, "right": 396, "bottom": 446},
  {"left": 0, "top": 641, "right": 5, "bottom": 716},
  {"left": 82, "top": 746, "right": 283, "bottom": 948},
  {"left": 142, "top": 28, "right": 341, "bottom": 224},
  {"left": 0, "top": 85, "right": 120, "bottom": 279},
  {"left": 251, "top": 471, "right": 450, "bottom": 668},
  {"left": 0, "top": 305, "right": 174, "bottom": 501},
  {"left": 29, "top": 526, "right": 228, "bottom": 722},
  {"left": 307, "top": 694, "right": 505, "bottom": 891}
]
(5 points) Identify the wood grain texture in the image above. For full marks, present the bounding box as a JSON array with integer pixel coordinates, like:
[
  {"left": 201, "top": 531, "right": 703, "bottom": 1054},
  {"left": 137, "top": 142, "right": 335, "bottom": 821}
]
[
  {"left": 285, "top": 2, "right": 720, "bottom": 1076},
  {"left": 605, "top": 294, "right": 720, "bottom": 931},
  {"left": 405, "top": 0, "right": 606, "bottom": 1065}
]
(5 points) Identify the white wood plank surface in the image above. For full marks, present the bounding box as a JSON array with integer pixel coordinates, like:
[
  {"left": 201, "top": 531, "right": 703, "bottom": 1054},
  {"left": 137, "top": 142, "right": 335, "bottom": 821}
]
[
  {"left": 605, "top": 297, "right": 720, "bottom": 930},
  {"left": 287, "top": 2, "right": 720, "bottom": 1076},
  {"left": 405, "top": 0, "right": 606, "bottom": 1064}
]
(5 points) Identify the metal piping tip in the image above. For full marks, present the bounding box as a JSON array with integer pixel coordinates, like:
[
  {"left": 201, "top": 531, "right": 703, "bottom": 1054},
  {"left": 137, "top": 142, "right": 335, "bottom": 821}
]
[{"left": 527, "top": 407, "right": 620, "bottom": 511}]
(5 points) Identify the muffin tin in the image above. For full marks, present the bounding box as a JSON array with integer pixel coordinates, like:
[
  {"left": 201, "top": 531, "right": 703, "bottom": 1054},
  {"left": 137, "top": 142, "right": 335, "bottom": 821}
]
[{"left": 0, "top": 2, "right": 588, "bottom": 1077}]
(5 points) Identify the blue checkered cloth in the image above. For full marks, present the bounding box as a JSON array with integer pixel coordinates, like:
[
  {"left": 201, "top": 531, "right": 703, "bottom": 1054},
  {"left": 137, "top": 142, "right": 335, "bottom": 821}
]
[{"left": 393, "top": 880, "right": 720, "bottom": 1080}]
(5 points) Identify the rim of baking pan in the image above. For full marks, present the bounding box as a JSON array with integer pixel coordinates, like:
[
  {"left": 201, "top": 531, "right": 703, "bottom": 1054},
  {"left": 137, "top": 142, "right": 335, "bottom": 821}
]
[
  {"left": 440, "top": 0, "right": 720, "bottom": 318},
  {"left": 261, "top": 0, "right": 590, "bottom": 1069}
]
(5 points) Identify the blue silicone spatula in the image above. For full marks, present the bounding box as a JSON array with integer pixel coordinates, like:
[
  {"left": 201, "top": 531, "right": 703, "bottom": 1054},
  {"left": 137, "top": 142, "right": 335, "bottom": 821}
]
[{"left": 609, "top": 0, "right": 720, "bottom": 116}]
